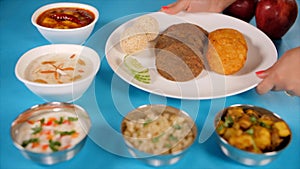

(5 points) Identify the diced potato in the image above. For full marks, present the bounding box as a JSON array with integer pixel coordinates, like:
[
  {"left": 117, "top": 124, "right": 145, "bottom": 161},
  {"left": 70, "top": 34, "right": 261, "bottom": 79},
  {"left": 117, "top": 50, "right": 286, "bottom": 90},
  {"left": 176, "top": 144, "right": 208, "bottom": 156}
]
[
  {"left": 238, "top": 114, "right": 252, "bottom": 129},
  {"left": 232, "top": 122, "right": 240, "bottom": 130},
  {"left": 253, "top": 126, "right": 271, "bottom": 150},
  {"left": 229, "top": 134, "right": 253, "bottom": 150},
  {"left": 245, "top": 109, "right": 259, "bottom": 118},
  {"left": 271, "top": 128, "right": 283, "bottom": 149},
  {"left": 227, "top": 107, "right": 244, "bottom": 120},
  {"left": 223, "top": 128, "right": 242, "bottom": 140},
  {"left": 273, "top": 121, "right": 291, "bottom": 137},
  {"left": 259, "top": 115, "right": 274, "bottom": 126}
]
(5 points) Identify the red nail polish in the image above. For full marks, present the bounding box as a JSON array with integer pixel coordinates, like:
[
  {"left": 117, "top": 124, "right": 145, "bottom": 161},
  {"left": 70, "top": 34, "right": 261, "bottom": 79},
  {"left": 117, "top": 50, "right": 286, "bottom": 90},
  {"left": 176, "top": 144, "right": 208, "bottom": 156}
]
[
  {"left": 162, "top": 6, "right": 169, "bottom": 10},
  {"left": 255, "top": 70, "right": 265, "bottom": 75}
]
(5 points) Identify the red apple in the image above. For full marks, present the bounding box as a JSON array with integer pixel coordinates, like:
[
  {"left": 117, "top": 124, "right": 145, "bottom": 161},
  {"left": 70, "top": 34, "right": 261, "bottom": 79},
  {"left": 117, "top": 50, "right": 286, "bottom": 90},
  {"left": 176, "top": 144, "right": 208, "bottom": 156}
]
[
  {"left": 255, "top": 0, "right": 298, "bottom": 39},
  {"left": 223, "top": 0, "right": 258, "bottom": 22}
]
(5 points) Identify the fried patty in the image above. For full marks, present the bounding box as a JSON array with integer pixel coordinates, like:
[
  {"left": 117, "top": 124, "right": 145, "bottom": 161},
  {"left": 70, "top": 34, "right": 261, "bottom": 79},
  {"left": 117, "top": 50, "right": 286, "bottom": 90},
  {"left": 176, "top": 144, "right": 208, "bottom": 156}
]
[
  {"left": 154, "top": 23, "right": 208, "bottom": 82},
  {"left": 206, "top": 28, "right": 248, "bottom": 75}
]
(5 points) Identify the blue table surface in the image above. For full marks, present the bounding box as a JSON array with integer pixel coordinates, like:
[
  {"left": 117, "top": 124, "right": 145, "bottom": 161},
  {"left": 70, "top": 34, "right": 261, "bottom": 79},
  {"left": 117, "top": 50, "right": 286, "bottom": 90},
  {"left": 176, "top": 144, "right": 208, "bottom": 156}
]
[{"left": 1, "top": 0, "right": 300, "bottom": 169}]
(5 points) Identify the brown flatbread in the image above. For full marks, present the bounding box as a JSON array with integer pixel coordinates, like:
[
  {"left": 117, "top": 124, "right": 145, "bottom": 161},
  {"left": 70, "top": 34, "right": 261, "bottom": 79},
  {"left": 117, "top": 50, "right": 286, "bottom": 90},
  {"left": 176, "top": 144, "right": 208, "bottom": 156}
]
[{"left": 154, "top": 23, "right": 208, "bottom": 82}]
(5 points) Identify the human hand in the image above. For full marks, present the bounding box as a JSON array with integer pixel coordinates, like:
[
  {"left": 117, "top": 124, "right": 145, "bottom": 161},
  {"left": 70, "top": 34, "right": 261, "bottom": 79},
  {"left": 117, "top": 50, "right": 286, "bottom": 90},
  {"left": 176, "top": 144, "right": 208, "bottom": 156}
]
[
  {"left": 161, "top": 0, "right": 236, "bottom": 14},
  {"left": 256, "top": 47, "right": 300, "bottom": 96}
]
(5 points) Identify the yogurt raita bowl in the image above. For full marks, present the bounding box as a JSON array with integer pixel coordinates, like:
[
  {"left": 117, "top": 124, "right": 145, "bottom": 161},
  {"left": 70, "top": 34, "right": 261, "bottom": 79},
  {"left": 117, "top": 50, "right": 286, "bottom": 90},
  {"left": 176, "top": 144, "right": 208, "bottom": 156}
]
[
  {"left": 15, "top": 44, "right": 100, "bottom": 102},
  {"left": 10, "top": 102, "right": 91, "bottom": 165}
]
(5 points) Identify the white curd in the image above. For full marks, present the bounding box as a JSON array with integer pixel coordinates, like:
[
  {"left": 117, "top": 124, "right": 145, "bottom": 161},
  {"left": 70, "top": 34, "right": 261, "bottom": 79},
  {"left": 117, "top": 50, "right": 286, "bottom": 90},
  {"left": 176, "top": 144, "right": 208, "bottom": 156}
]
[
  {"left": 25, "top": 53, "right": 92, "bottom": 84},
  {"left": 16, "top": 111, "right": 87, "bottom": 153}
]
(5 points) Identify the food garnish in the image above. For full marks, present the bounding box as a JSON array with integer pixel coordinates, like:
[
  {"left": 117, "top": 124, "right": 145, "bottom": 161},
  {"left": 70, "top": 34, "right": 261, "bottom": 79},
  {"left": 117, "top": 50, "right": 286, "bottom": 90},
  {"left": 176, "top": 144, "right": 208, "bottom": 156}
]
[
  {"left": 20, "top": 115, "right": 82, "bottom": 153},
  {"left": 123, "top": 55, "right": 150, "bottom": 84},
  {"left": 27, "top": 53, "right": 89, "bottom": 84}
]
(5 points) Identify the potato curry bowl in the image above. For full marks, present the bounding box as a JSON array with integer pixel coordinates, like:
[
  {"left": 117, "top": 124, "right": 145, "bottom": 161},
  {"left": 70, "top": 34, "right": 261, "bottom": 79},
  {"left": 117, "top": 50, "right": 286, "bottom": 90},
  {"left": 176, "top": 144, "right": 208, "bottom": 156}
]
[{"left": 214, "top": 105, "right": 291, "bottom": 166}]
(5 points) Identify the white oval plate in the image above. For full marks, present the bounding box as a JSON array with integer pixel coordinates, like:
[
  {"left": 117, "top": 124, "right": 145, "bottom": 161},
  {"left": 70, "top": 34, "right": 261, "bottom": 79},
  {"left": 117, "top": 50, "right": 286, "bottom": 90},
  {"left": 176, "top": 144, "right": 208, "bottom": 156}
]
[{"left": 105, "top": 12, "right": 277, "bottom": 100}]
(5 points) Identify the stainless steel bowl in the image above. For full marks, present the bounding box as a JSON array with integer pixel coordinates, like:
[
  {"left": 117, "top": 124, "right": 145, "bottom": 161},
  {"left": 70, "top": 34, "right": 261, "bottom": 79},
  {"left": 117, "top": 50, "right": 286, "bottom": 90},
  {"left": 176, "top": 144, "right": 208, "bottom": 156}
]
[
  {"left": 214, "top": 104, "right": 292, "bottom": 166},
  {"left": 121, "top": 104, "right": 197, "bottom": 167},
  {"left": 10, "top": 102, "right": 91, "bottom": 165}
]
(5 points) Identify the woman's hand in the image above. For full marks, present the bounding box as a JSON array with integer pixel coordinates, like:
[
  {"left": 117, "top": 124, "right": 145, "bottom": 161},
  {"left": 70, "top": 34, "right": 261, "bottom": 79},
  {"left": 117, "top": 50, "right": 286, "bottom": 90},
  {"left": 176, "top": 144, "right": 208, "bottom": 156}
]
[
  {"left": 256, "top": 47, "right": 300, "bottom": 96},
  {"left": 161, "top": 0, "right": 236, "bottom": 14}
]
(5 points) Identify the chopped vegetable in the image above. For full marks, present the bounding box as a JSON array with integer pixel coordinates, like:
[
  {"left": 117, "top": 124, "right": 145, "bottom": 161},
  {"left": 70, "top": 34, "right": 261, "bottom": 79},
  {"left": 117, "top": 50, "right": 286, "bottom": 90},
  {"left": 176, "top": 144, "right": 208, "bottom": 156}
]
[
  {"left": 22, "top": 138, "right": 39, "bottom": 148},
  {"left": 40, "top": 118, "right": 45, "bottom": 124},
  {"left": 152, "top": 136, "right": 160, "bottom": 143},
  {"left": 55, "top": 130, "right": 76, "bottom": 136},
  {"left": 164, "top": 143, "right": 172, "bottom": 148},
  {"left": 259, "top": 121, "right": 271, "bottom": 129},
  {"left": 68, "top": 117, "right": 78, "bottom": 121},
  {"left": 223, "top": 116, "right": 234, "bottom": 127},
  {"left": 245, "top": 128, "right": 254, "bottom": 135},
  {"left": 168, "top": 134, "right": 178, "bottom": 142},
  {"left": 217, "top": 124, "right": 224, "bottom": 132},
  {"left": 151, "top": 133, "right": 164, "bottom": 143},
  {"left": 27, "top": 120, "right": 35, "bottom": 125},
  {"left": 54, "top": 117, "right": 64, "bottom": 125},
  {"left": 31, "top": 125, "right": 42, "bottom": 134},
  {"left": 19, "top": 114, "right": 84, "bottom": 153},
  {"left": 250, "top": 116, "right": 257, "bottom": 123},
  {"left": 123, "top": 55, "right": 151, "bottom": 84},
  {"left": 49, "top": 140, "right": 61, "bottom": 152},
  {"left": 143, "top": 119, "right": 152, "bottom": 126},
  {"left": 173, "top": 124, "right": 182, "bottom": 130}
]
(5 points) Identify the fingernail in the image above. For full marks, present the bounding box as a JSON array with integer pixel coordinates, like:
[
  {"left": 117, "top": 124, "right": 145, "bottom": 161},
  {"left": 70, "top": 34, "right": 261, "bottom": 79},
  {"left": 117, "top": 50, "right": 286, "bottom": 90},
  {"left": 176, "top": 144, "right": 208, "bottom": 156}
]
[
  {"left": 161, "top": 6, "right": 169, "bottom": 10},
  {"left": 255, "top": 70, "right": 265, "bottom": 75}
]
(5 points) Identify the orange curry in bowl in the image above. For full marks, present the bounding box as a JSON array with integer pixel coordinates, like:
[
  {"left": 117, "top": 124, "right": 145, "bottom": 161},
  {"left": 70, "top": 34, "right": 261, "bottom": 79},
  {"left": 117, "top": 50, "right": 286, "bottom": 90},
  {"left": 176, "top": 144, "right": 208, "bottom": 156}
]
[
  {"left": 216, "top": 106, "right": 291, "bottom": 154},
  {"left": 36, "top": 7, "right": 95, "bottom": 29}
]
